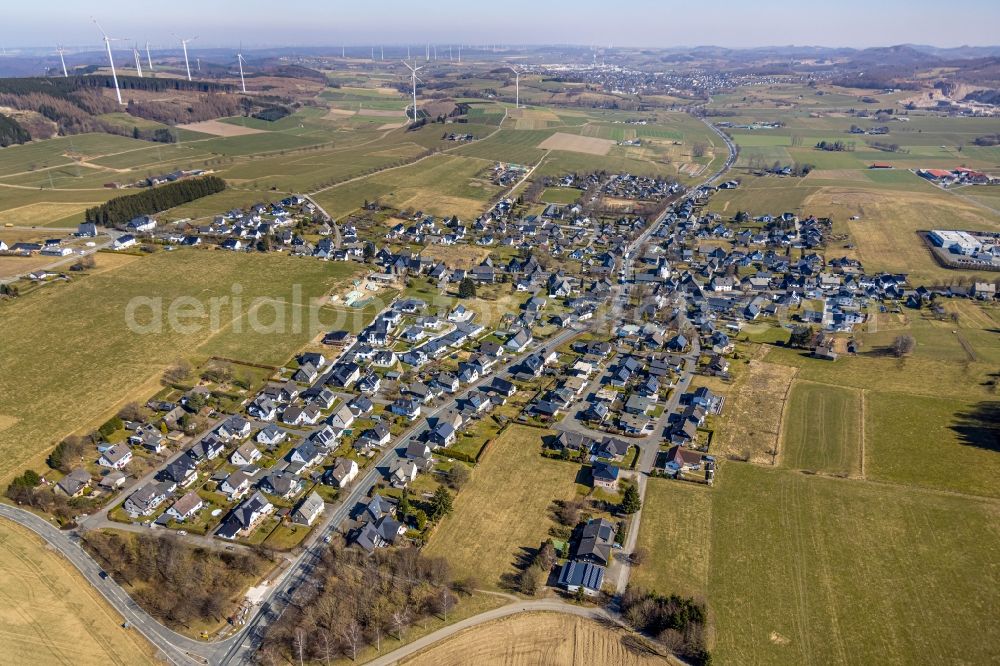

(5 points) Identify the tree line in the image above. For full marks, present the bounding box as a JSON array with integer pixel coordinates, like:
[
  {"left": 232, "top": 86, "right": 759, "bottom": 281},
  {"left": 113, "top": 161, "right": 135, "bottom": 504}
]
[
  {"left": 85, "top": 175, "right": 226, "bottom": 226},
  {"left": 84, "top": 530, "right": 269, "bottom": 628},
  {"left": 257, "top": 541, "right": 466, "bottom": 663},
  {"left": 620, "top": 587, "right": 712, "bottom": 666}
]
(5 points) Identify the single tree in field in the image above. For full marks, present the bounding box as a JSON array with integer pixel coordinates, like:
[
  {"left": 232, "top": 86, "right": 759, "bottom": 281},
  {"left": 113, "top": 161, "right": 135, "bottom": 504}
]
[
  {"left": 458, "top": 277, "right": 477, "bottom": 299},
  {"left": 621, "top": 484, "right": 642, "bottom": 514},
  {"left": 429, "top": 486, "right": 453, "bottom": 521},
  {"left": 891, "top": 334, "right": 916, "bottom": 358},
  {"left": 789, "top": 325, "right": 813, "bottom": 349}
]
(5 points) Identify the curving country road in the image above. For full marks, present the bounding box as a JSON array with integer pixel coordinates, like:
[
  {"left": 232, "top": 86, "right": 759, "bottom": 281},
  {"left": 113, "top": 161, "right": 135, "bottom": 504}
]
[{"left": 363, "top": 599, "right": 680, "bottom": 666}]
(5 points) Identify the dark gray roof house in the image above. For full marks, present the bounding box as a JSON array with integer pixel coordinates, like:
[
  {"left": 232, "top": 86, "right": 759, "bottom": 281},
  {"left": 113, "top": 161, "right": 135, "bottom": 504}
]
[{"left": 575, "top": 518, "right": 616, "bottom": 566}]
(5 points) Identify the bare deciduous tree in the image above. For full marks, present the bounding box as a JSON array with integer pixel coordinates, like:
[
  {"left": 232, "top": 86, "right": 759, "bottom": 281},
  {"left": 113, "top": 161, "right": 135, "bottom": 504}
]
[
  {"left": 391, "top": 606, "right": 411, "bottom": 640},
  {"left": 339, "top": 620, "right": 362, "bottom": 662},
  {"left": 292, "top": 627, "right": 307, "bottom": 666},
  {"left": 891, "top": 334, "right": 916, "bottom": 358}
]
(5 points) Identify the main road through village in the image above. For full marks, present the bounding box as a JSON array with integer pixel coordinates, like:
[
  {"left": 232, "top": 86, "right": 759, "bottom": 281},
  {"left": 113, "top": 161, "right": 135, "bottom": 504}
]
[{"left": 0, "top": 118, "right": 735, "bottom": 665}]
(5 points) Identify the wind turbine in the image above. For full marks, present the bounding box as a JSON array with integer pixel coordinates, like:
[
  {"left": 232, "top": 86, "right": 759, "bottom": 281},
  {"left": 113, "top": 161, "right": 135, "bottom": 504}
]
[
  {"left": 458, "top": 45, "right": 461, "bottom": 63},
  {"left": 508, "top": 65, "right": 520, "bottom": 109},
  {"left": 236, "top": 49, "right": 247, "bottom": 93},
  {"left": 132, "top": 44, "right": 143, "bottom": 78},
  {"left": 175, "top": 34, "right": 197, "bottom": 81},
  {"left": 380, "top": 45, "right": 384, "bottom": 60},
  {"left": 425, "top": 43, "right": 429, "bottom": 61},
  {"left": 55, "top": 46, "right": 68, "bottom": 77},
  {"left": 93, "top": 19, "right": 125, "bottom": 105},
  {"left": 407, "top": 45, "right": 410, "bottom": 59},
  {"left": 145, "top": 42, "right": 154, "bottom": 71},
  {"left": 402, "top": 60, "right": 423, "bottom": 123}
]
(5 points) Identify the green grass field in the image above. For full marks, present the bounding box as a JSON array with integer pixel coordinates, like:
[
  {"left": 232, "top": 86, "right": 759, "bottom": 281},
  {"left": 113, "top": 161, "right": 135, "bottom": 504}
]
[
  {"left": 540, "top": 187, "right": 581, "bottom": 205},
  {"left": 455, "top": 129, "right": 551, "bottom": 165},
  {"left": 781, "top": 381, "right": 862, "bottom": 476},
  {"left": 630, "top": 479, "right": 711, "bottom": 598},
  {"left": 709, "top": 464, "right": 1000, "bottom": 665},
  {"left": 424, "top": 425, "right": 583, "bottom": 589},
  {"left": 865, "top": 391, "right": 1000, "bottom": 499},
  {"left": 0, "top": 249, "right": 359, "bottom": 482},
  {"left": 314, "top": 154, "right": 501, "bottom": 218}
]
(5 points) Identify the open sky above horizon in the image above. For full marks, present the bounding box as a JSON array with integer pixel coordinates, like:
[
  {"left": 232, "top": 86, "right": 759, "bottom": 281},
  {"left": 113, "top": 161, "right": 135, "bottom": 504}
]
[{"left": 4, "top": 0, "right": 999, "bottom": 50}]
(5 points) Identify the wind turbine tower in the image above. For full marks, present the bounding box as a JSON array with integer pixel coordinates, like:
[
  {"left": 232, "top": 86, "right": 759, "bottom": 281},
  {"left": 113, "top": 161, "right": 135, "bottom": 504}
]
[
  {"left": 508, "top": 65, "right": 520, "bottom": 109},
  {"left": 93, "top": 19, "right": 125, "bottom": 105},
  {"left": 237, "top": 51, "right": 247, "bottom": 93},
  {"left": 145, "top": 42, "right": 154, "bottom": 71},
  {"left": 132, "top": 44, "right": 143, "bottom": 77},
  {"left": 402, "top": 60, "right": 423, "bottom": 124},
  {"left": 56, "top": 46, "right": 68, "bottom": 77},
  {"left": 176, "top": 35, "right": 197, "bottom": 81}
]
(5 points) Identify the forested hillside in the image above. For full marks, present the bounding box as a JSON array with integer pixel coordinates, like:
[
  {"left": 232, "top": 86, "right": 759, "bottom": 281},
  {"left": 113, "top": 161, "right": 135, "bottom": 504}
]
[{"left": 0, "top": 113, "right": 30, "bottom": 147}]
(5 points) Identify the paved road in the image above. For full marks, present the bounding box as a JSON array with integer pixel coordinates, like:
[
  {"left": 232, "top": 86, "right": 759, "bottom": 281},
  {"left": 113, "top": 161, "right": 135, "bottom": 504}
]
[
  {"left": 364, "top": 598, "right": 664, "bottom": 666},
  {"left": 301, "top": 194, "right": 342, "bottom": 248},
  {"left": 0, "top": 229, "right": 122, "bottom": 285}
]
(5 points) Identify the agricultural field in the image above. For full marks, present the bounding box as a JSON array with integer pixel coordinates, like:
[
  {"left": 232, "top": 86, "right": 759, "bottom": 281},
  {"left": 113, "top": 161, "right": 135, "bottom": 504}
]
[
  {"left": 455, "top": 128, "right": 552, "bottom": 165},
  {"left": 864, "top": 390, "right": 1000, "bottom": 499},
  {"left": 314, "top": 154, "right": 501, "bottom": 219},
  {"left": 708, "top": 464, "right": 1000, "bottom": 666},
  {"left": 0, "top": 519, "right": 155, "bottom": 665},
  {"left": 0, "top": 249, "right": 359, "bottom": 481},
  {"left": 762, "top": 302, "right": 1000, "bottom": 497},
  {"left": 402, "top": 612, "right": 669, "bottom": 666},
  {"left": 711, "top": 356, "right": 797, "bottom": 465},
  {"left": 540, "top": 187, "right": 582, "bottom": 205},
  {"left": 629, "top": 479, "right": 711, "bottom": 598},
  {"left": 423, "top": 425, "right": 583, "bottom": 588},
  {"left": 805, "top": 186, "right": 1000, "bottom": 284},
  {"left": 781, "top": 381, "right": 863, "bottom": 476},
  {"left": 538, "top": 132, "right": 617, "bottom": 156}
]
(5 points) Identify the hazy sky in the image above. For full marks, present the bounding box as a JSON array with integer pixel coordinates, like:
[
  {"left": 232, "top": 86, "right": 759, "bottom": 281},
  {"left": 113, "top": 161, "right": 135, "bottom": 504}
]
[{"left": 5, "top": 0, "right": 999, "bottom": 50}]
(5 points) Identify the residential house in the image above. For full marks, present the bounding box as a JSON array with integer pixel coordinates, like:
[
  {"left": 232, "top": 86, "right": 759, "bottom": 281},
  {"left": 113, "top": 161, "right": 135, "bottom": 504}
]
[
  {"left": 663, "top": 445, "right": 703, "bottom": 473},
  {"left": 165, "top": 491, "right": 204, "bottom": 522},
  {"left": 99, "top": 445, "right": 133, "bottom": 470},
  {"left": 256, "top": 424, "right": 287, "bottom": 447},
  {"left": 324, "top": 457, "right": 359, "bottom": 487},
  {"left": 260, "top": 470, "right": 304, "bottom": 500},
  {"left": 55, "top": 468, "right": 91, "bottom": 498},
  {"left": 161, "top": 454, "right": 198, "bottom": 487},
  {"left": 217, "top": 491, "right": 274, "bottom": 540},
  {"left": 389, "top": 459, "right": 419, "bottom": 487},
  {"left": 219, "top": 470, "right": 253, "bottom": 501},
  {"left": 591, "top": 461, "right": 619, "bottom": 490},
  {"left": 124, "top": 483, "right": 168, "bottom": 517},
  {"left": 291, "top": 491, "right": 325, "bottom": 526},
  {"left": 557, "top": 561, "right": 605, "bottom": 596},
  {"left": 230, "top": 442, "right": 262, "bottom": 467},
  {"left": 575, "top": 518, "right": 616, "bottom": 566},
  {"left": 353, "top": 515, "right": 405, "bottom": 554}
]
